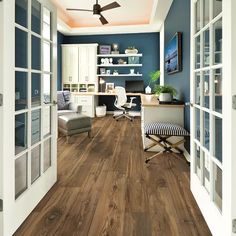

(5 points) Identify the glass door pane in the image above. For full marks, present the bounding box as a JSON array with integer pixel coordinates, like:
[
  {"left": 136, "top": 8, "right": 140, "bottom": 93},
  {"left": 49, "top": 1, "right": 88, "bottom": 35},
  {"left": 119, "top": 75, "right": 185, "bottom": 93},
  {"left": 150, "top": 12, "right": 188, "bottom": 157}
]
[
  {"left": 15, "top": 153, "right": 28, "bottom": 199},
  {"left": 14, "top": 0, "right": 55, "bottom": 201},
  {"left": 213, "top": 19, "right": 222, "bottom": 65},
  {"left": 203, "top": 0, "right": 210, "bottom": 26},
  {"left": 15, "top": 113, "right": 27, "bottom": 155},
  {"left": 192, "top": 0, "right": 223, "bottom": 215},
  {"left": 15, "top": 72, "right": 28, "bottom": 111}
]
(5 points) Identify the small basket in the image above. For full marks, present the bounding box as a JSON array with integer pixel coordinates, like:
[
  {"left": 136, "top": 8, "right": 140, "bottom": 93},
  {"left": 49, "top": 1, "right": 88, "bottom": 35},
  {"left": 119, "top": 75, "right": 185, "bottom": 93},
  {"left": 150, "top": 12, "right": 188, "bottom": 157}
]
[{"left": 96, "top": 105, "right": 107, "bottom": 117}]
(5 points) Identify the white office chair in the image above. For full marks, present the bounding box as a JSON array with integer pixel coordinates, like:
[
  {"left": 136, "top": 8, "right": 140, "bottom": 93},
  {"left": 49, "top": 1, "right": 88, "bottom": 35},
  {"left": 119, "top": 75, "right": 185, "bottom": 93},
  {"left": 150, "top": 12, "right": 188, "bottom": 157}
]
[{"left": 113, "top": 86, "right": 137, "bottom": 121}]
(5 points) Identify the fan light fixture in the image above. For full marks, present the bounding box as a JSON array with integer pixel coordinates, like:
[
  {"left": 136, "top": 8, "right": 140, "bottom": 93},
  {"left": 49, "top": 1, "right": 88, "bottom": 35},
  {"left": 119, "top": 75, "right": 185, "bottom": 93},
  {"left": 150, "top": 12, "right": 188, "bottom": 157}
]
[
  {"left": 66, "top": 0, "right": 121, "bottom": 25},
  {"left": 93, "top": 13, "right": 100, "bottom": 18}
]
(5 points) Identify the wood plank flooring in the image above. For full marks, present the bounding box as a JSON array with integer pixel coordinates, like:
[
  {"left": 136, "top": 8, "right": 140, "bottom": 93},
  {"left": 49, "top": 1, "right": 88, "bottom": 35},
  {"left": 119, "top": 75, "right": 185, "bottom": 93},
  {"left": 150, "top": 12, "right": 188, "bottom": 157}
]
[{"left": 14, "top": 116, "right": 211, "bottom": 236}]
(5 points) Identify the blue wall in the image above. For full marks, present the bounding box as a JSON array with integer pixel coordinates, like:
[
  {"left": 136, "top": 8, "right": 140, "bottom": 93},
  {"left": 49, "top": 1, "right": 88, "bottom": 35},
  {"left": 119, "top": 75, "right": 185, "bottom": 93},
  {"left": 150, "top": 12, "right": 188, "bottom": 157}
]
[
  {"left": 57, "top": 32, "right": 160, "bottom": 91},
  {"left": 57, "top": 32, "right": 65, "bottom": 91},
  {"left": 164, "top": 0, "right": 191, "bottom": 132}
]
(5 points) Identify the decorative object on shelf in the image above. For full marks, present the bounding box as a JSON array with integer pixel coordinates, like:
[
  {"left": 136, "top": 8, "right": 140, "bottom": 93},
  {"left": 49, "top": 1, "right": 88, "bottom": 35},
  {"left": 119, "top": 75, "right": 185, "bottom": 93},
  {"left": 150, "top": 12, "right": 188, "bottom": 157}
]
[
  {"left": 111, "top": 43, "right": 119, "bottom": 54},
  {"left": 99, "top": 78, "right": 105, "bottom": 92},
  {"left": 99, "top": 45, "right": 111, "bottom": 54},
  {"left": 79, "top": 84, "right": 87, "bottom": 92},
  {"left": 130, "top": 69, "right": 135, "bottom": 74},
  {"left": 106, "top": 69, "right": 111, "bottom": 75},
  {"left": 125, "top": 46, "right": 138, "bottom": 54},
  {"left": 100, "top": 68, "right": 106, "bottom": 74},
  {"left": 113, "top": 70, "right": 119, "bottom": 75},
  {"left": 87, "top": 84, "right": 95, "bottom": 92},
  {"left": 154, "top": 85, "right": 177, "bottom": 102},
  {"left": 118, "top": 59, "right": 127, "bottom": 64},
  {"left": 128, "top": 56, "right": 140, "bottom": 64},
  {"left": 101, "top": 58, "right": 110, "bottom": 65},
  {"left": 109, "top": 58, "right": 113, "bottom": 64},
  {"left": 105, "top": 83, "right": 114, "bottom": 93}
]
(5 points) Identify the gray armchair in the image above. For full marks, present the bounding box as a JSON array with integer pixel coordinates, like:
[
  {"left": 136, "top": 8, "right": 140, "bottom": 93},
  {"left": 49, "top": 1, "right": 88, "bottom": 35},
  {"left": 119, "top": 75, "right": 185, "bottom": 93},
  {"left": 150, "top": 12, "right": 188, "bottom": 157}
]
[{"left": 57, "top": 91, "right": 82, "bottom": 116}]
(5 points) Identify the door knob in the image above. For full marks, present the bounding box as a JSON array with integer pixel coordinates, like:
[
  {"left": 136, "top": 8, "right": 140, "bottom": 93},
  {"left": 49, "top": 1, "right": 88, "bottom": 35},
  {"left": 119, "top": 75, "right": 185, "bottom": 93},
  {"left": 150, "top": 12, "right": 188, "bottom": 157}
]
[{"left": 185, "top": 102, "right": 194, "bottom": 107}]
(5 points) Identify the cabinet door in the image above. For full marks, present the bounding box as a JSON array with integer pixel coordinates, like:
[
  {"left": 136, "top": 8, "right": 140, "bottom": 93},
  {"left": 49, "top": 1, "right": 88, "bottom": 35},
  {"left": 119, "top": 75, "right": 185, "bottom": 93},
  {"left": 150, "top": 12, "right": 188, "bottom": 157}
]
[
  {"left": 79, "top": 46, "right": 89, "bottom": 83},
  {"left": 62, "top": 46, "right": 79, "bottom": 83},
  {"left": 69, "top": 46, "right": 79, "bottom": 83},
  {"left": 88, "top": 46, "right": 97, "bottom": 83},
  {"left": 62, "top": 46, "right": 70, "bottom": 83}
]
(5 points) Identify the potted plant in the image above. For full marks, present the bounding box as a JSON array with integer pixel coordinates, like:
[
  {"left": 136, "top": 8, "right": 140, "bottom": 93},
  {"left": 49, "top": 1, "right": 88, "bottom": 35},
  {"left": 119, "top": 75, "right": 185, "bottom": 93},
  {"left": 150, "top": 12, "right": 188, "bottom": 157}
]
[
  {"left": 145, "top": 70, "right": 160, "bottom": 94},
  {"left": 125, "top": 46, "right": 138, "bottom": 54},
  {"left": 154, "top": 85, "right": 177, "bottom": 102}
]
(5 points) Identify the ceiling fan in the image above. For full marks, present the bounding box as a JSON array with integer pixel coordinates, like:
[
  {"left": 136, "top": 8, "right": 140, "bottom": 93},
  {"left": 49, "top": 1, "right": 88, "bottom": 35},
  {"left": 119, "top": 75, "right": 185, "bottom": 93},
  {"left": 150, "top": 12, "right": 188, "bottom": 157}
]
[{"left": 66, "top": 0, "right": 121, "bottom": 25}]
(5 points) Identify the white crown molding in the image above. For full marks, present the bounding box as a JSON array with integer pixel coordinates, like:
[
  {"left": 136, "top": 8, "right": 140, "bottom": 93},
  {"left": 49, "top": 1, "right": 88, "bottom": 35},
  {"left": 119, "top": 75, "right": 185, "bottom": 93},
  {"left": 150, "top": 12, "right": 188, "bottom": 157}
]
[{"left": 57, "top": 0, "right": 173, "bottom": 36}]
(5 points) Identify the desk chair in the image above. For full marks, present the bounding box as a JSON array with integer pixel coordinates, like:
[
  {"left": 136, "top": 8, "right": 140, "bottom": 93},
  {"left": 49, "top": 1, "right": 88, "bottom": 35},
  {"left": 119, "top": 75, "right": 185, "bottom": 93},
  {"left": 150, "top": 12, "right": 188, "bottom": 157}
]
[{"left": 113, "top": 86, "right": 136, "bottom": 121}]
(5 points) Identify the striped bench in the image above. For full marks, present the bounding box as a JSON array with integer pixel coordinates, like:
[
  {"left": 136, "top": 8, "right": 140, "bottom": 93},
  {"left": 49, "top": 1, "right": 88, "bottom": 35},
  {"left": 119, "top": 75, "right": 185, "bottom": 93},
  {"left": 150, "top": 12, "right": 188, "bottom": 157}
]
[{"left": 144, "top": 122, "right": 189, "bottom": 163}]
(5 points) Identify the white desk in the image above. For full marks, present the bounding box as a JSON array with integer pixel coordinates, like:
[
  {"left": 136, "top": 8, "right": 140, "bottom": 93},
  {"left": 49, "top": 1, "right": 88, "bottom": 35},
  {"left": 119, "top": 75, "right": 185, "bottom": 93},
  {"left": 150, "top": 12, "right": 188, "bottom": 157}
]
[
  {"left": 140, "top": 95, "right": 184, "bottom": 151},
  {"left": 71, "top": 92, "right": 142, "bottom": 118}
]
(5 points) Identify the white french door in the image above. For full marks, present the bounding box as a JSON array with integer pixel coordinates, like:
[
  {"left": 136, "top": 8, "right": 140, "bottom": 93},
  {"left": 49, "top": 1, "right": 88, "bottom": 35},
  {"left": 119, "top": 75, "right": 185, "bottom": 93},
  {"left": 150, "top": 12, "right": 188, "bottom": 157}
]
[
  {"left": 0, "top": 0, "right": 57, "bottom": 235},
  {"left": 191, "top": 0, "right": 236, "bottom": 235}
]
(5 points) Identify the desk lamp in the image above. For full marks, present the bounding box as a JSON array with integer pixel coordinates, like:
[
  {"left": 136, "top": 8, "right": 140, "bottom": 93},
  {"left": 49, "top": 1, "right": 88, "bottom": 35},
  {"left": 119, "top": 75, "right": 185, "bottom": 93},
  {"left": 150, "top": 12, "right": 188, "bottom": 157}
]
[{"left": 99, "top": 78, "right": 105, "bottom": 92}]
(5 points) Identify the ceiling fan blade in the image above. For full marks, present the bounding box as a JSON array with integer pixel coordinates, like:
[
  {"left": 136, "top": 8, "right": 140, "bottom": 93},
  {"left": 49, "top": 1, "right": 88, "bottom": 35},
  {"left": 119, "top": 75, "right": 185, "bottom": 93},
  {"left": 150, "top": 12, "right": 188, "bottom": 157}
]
[
  {"left": 100, "top": 2, "right": 120, "bottom": 12},
  {"left": 99, "top": 14, "right": 108, "bottom": 25},
  {"left": 66, "top": 8, "right": 93, "bottom": 12}
]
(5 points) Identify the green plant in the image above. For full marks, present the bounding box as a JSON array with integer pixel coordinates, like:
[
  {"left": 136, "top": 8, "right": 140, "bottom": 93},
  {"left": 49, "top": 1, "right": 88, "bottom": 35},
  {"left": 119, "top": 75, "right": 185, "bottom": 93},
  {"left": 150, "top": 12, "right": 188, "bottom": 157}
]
[
  {"left": 148, "top": 70, "right": 160, "bottom": 86},
  {"left": 154, "top": 85, "right": 177, "bottom": 96},
  {"left": 127, "top": 46, "right": 136, "bottom": 50}
]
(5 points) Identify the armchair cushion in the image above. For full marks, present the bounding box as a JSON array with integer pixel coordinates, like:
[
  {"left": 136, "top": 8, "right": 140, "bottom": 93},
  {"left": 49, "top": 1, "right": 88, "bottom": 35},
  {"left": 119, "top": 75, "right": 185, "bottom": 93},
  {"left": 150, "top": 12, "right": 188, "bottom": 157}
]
[
  {"left": 57, "top": 91, "right": 69, "bottom": 110},
  {"left": 63, "top": 90, "right": 71, "bottom": 102},
  {"left": 68, "top": 102, "right": 82, "bottom": 113}
]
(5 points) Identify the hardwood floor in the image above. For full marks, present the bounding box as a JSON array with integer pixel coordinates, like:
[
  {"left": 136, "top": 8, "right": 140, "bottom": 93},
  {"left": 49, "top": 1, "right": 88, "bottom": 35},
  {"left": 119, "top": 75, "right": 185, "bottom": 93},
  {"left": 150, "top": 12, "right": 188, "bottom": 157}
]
[{"left": 15, "top": 116, "right": 211, "bottom": 236}]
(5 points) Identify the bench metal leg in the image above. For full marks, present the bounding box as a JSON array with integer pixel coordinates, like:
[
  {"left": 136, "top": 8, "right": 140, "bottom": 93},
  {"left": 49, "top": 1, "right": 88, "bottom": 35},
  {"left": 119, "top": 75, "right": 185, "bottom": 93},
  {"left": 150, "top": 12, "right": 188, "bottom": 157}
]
[{"left": 144, "top": 134, "right": 186, "bottom": 163}]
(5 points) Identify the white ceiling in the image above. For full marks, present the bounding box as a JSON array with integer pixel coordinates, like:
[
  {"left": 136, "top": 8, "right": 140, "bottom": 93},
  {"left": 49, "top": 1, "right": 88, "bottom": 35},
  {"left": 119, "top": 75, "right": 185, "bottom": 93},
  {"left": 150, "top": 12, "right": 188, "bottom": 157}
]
[
  {"left": 53, "top": 0, "right": 173, "bottom": 35},
  {"left": 52, "top": 0, "right": 154, "bottom": 27}
]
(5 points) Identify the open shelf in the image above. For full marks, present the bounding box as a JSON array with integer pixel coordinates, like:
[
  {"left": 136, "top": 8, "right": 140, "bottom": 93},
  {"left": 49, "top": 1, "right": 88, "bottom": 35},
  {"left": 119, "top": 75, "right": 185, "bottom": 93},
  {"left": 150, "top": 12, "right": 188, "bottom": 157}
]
[
  {"left": 97, "top": 54, "right": 143, "bottom": 57},
  {"left": 97, "top": 74, "right": 143, "bottom": 77},
  {"left": 97, "top": 64, "right": 142, "bottom": 67}
]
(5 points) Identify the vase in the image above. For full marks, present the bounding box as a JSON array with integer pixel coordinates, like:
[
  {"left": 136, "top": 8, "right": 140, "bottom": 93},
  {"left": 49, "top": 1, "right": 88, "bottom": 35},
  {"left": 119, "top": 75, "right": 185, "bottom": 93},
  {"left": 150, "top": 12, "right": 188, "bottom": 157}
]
[
  {"left": 145, "top": 85, "right": 152, "bottom": 94},
  {"left": 159, "top": 93, "right": 173, "bottom": 102},
  {"left": 125, "top": 48, "right": 138, "bottom": 54}
]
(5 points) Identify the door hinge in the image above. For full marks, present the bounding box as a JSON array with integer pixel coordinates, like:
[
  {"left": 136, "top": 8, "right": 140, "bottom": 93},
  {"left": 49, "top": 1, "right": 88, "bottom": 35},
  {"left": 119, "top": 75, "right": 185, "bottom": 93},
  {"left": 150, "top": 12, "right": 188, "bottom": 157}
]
[
  {"left": 0, "top": 199, "right": 2, "bottom": 212},
  {"left": 233, "top": 219, "right": 236, "bottom": 233},
  {"left": 0, "top": 94, "right": 2, "bottom": 106},
  {"left": 232, "top": 95, "right": 236, "bottom": 109}
]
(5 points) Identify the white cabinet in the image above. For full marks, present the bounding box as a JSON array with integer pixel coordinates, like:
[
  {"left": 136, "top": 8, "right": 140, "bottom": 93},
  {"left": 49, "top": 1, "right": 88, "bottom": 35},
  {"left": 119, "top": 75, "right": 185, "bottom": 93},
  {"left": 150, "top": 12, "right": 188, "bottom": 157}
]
[
  {"left": 62, "top": 44, "right": 98, "bottom": 92},
  {"left": 71, "top": 94, "right": 98, "bottom": 118},
  {"left": 79, "top": 44, "right": 98, "bottom": 84},
  {"left": 62, "top": 45, "right": 79, "bottom": 83}
]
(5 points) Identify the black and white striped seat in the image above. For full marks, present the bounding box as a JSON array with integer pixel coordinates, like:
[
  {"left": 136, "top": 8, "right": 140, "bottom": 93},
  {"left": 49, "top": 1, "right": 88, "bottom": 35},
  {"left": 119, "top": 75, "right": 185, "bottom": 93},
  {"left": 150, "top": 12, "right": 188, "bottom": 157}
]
[{"left": 144, "top": 122, "right": 189, "bottom": 137}]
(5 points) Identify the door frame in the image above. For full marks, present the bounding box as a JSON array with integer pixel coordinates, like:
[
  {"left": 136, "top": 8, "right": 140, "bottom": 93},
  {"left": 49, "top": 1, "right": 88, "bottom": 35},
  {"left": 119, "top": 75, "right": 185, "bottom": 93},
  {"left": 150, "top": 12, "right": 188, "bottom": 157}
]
[
  {"left": 190, "top": 0, "right": 236, "bottom": 235},
  {"left": 0, "top": 0, "right": 58, "bottom": 235}
]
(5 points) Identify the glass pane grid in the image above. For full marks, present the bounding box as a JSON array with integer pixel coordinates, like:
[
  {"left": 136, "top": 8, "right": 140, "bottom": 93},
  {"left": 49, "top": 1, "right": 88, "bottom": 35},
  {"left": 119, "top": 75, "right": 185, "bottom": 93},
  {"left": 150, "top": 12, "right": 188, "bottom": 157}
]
[
  {"left": 15, "top": 0, "right": 54, "bottom": 198},
  {"left": 193, "top": 0, "right": 223, "bottom": 212}
]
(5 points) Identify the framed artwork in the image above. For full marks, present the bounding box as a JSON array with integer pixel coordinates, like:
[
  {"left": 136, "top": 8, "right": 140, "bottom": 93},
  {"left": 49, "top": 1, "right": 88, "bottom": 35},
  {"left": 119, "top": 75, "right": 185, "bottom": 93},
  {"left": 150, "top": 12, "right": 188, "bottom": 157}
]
[
  {"left": 165, "top": 32, "right": 182, "bottom": 74},
  {"left": 99, "top": 45, "right": 111, "bottom": 54},
  {"left": 105, "top": 83, "right": 114, "bottom": 93},
  {"left": 100, "top": 68, "right": 106, "bottom": 74}
]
